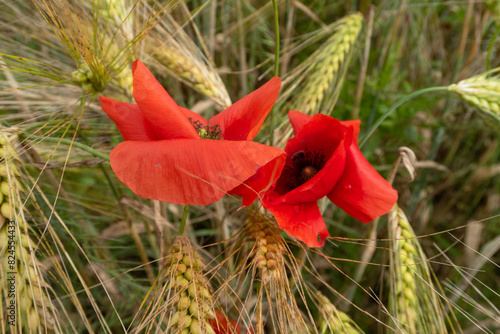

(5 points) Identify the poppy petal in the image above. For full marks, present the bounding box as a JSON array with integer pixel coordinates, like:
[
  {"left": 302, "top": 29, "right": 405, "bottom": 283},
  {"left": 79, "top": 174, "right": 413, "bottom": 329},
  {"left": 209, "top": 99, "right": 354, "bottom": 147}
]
[
  {"left": 328, "top": 144, "right": 398, "bottom": 223},
  {"left": 229, "top": 153, "right": 286, "bottom": 206},
  {"left": 179, "top": 106, "right": 208, "bottom": 126},
  {"left": 209, "top": 77, "right": 281, "bottom": 141},
  {"left": 340, "top": 120, "right": 361, "bottom": 139},
  {"left": 271, "top": 115, "right": 350, "bottom": 204},
  {"left": 131, "top": 60, "right": 199, "bottom": 140},
  {"left": 99, "top": 96, "right": 159, "bottom": 141},
  {"left": 110, "top": 139, "right": 286, "bottom": 206},
  {"left": 288, "top": 110, "right": 312, "bottom": 135},
  {"left": 263, "top": 201, "right": 329, "bottom": 247},
  {"left": 208, "top": 310, "right": 254, "bottom": 334}
]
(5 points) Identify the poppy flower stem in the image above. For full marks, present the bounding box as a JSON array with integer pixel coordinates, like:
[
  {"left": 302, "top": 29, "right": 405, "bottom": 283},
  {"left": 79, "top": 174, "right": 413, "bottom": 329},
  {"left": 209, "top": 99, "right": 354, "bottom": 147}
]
[
  {"left": 360, "top": 86, "right": 449, "bottom": 148},
  {"left": 27, "top": 136, "right": 110, "bottom": 162},
  {"left": 179, "top": 205, "right": 190, "bottom": 235},
  {"left": 269, "top": 0, "right": 280, "bottom": 147}
]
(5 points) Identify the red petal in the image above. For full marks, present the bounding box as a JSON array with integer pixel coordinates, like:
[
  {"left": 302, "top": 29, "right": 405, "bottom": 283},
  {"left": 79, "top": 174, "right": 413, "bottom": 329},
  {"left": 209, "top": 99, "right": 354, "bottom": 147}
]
[
  {"left": 180, "top": 106, "right": 208, "bottom": 126},
  {"left": 131, "top": 60, "right": 199, "bottom": 140},
  {"left": 328, "top": 143, "right": 398, "bottom": 223},
  {"left": 99, "top": 96, "right": 159, "bottom": 141},
  {"left": 110, "top": 139, "right": 286, "bottom": 206},
  {"left": 340, "top": 120, "right": 361, "bottom": 140},
  {"left": 208, "top": 310, "right": 248, "bottom": 334},
  {"left": 209, "top": 77, "right": 281, "bottom": 141},
  {"left": 263, "top": 201, "right": 329, "bottom": 247},
  {"left": 229, "top": 152, "right": 286, "bottom": 206},
  {"left": 271, "top": 115, "right": 350, "bottom": 204},
  {"left": 288, "top": 110, "right": 312, "bottom": 135}
]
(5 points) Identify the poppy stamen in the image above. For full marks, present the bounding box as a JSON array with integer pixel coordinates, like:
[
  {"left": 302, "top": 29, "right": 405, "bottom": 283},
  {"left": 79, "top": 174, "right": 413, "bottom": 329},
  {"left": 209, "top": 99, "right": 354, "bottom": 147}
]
[
  {"left": 189, "top": 118, "right": 222, "bottom": 140},
  {"left": 301, "top": 166, "right": 317, "bottom": 182},
  {"left": 282, "top": 148, "right": 326, "bottom": 191}
]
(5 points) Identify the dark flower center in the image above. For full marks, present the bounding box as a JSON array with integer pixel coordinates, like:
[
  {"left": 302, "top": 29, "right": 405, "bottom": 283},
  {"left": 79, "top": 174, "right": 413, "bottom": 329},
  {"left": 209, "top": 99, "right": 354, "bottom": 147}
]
[
  {"left": 189, "top": 118, "right": 222, "bottom": 140},
  {"left": 301, "top": 166, "right": 317, "bottom": 181},
  {"left": 283, "top": 149, "right": 326, "bottom": 191}
]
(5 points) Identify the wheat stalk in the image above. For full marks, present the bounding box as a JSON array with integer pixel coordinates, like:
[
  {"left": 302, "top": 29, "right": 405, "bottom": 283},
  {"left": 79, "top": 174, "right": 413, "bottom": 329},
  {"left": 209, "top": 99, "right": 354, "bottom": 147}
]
[
  {"left": 0, "top": 128, "right": 58, "bottom": 332},
  {"left": 388, "top": 204, "right": 448, "bottom": 334},
  {"left": 448, "top": 67, "right": 500, "bottom": 128}
]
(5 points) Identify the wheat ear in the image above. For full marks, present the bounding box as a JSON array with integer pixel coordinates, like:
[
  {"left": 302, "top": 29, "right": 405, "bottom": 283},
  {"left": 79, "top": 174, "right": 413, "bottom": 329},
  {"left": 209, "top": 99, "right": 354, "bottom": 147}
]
[
  {"left": 163, "top": 236, "right": 217, "bottom": 334},
  {"left": 284, "top": 13, "right": 363, "bottom": 115},
  {"left": 448, "top": 67, "right": 500, "bottom": 128},
  {"left": 316, "top": 291, "right": 365, "bottom": 334},
  {"left": 0, "top": 129, "right": 57, "bottom": 331},
  {"left": 388, "top": 204, "right": 448, "bottom": 334},
  {"left": 243, "top": 212, "right": 309, "bottom": 334}
]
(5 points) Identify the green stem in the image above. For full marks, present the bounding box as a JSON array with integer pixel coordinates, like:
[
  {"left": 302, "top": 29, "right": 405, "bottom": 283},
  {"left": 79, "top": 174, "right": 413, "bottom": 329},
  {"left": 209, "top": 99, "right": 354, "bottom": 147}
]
[
  {"left": 359, "top": 86, "right": 449, "bottom": 148},
  {"left": 272, "top": 0, "right": 280, "bottom": 77},
  {"left": 30, "top": 136, "right": 110, "bottom": 162},
  {"left": 179, "top": 205, "right": 190, "bottom": 236},
  {"left": 269, "top": 0, "right": 280, "bottom": 147},
  {"left": 23, "top": 118, "right": 71, "bottom": 133}
]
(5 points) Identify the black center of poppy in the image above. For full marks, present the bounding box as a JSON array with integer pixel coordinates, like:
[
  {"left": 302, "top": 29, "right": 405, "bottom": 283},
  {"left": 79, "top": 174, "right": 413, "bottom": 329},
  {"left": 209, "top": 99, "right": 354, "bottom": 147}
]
[
  {"left": 189, "top": 118, "right": 222, "bottom": 140},
  {"left": 283, "top": 149, "right": 326, "bottom": 191}
]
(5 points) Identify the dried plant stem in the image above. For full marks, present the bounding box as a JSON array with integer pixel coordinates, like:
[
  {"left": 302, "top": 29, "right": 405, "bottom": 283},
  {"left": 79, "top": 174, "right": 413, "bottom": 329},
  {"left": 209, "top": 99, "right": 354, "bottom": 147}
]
[
  {"left": 179, "top": 205, "right": 190, "bottom": 236},
  {"left": 342, "top": 219, "right": 378, "bottom": 309}
]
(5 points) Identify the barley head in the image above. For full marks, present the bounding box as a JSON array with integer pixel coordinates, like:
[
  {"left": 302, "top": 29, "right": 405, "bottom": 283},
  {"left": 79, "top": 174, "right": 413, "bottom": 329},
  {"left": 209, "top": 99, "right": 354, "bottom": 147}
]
[
  {"left": 244, "top": 212, "right": 287, "bottom": 284},
  {"left": 242, "top": 212, "right": 309, "bottom": 333}
]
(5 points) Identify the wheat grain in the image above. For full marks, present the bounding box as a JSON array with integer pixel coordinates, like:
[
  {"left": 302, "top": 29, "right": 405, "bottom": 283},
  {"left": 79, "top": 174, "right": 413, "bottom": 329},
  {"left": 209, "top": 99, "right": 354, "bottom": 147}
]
[
  {"left": 0, "top": 129, "right": 57, "bottom": 331},
  {"left": 144, "top": 12, "right": 231, "bottom": 108},
  {"left": 388, "top": 204, "right": 448, "bottom": 334},
  {"left": 449, "top": 67, "right": 500, "bottom": 128},
  {"left": 242, "top": 211, "right": 309, "bottom": 334},
  {"left": 134, "top": 236, "right": 219, "bottom": 334},
  {"left": 244, "top": 212, "right": 287, "bottom": 284},
  {"left": 316, "top": 291, "right": 365, "bottom": 334},
  {"left": 282, "top": 13, "right": 363, "bottom": 116}
]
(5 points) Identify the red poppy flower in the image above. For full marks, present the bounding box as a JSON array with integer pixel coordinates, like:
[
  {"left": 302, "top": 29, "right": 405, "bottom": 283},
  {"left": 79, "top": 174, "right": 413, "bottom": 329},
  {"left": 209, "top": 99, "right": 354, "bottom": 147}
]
[
  {"left": 262, "top": 111, "right": 398, "bottom": 247},
  {"left": 208, "top": 310, "right": 254, "bottom": 334},
  {"left": 100, "top": 60, "right": 285, "bottom": 206}
]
